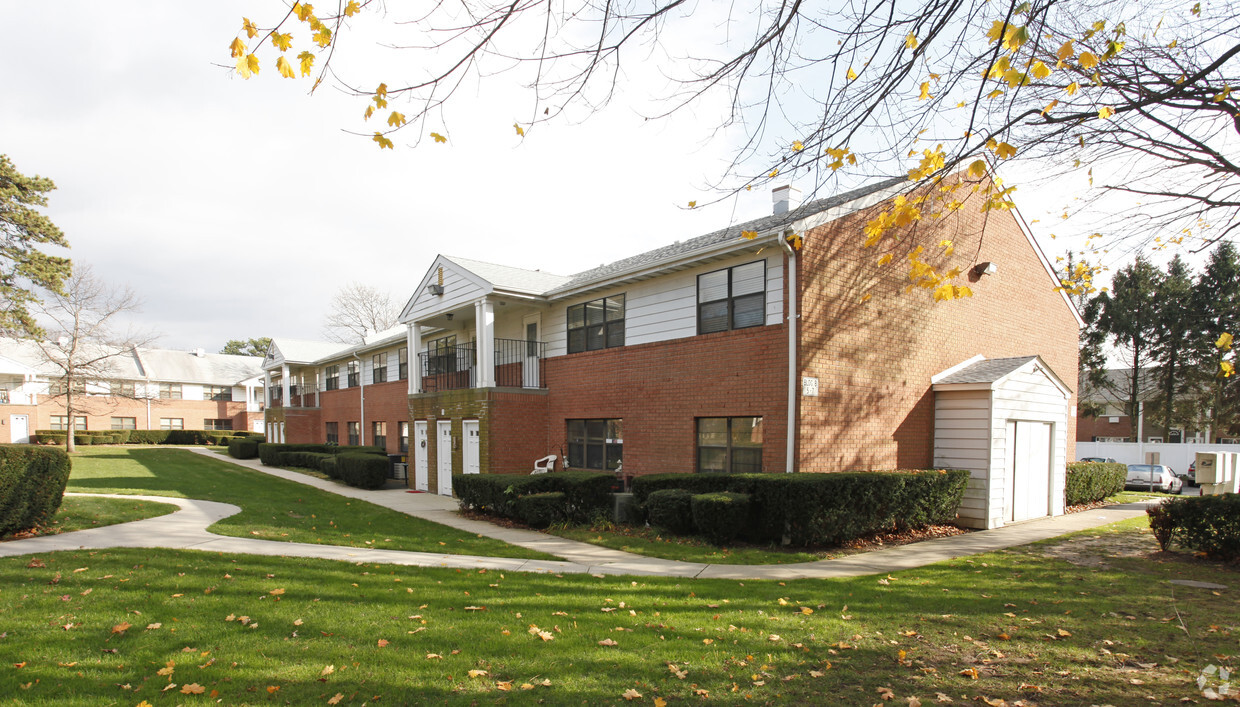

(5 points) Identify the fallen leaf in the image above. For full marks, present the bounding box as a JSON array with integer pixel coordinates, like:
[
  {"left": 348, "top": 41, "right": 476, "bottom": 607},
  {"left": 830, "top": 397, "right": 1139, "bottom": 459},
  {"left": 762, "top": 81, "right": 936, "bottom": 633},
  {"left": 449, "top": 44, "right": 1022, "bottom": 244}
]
[
  {"left": 181, "top": 683, "right": 205, "bottom": 694},
  {"left": 496, "top": 681, "right": 513, "bottom": 691},
  {"left": 468, "top": 669, "right": 488, "bottom": 678},
  {"left": 426, "top": 653, "right": 443, "bottom": 659},
  {"left": 623, "top": 688, "right": 643, "bottom": 700},
  {"left": 1057, "top": 628, "right": 1071, "bottom": 637},
  {"left": 111, "top": 622, "right": 131, "bottom": 634},
  {"left": 598, "top": 639, "right": 618, "bottom": 646},
  {"left": 321, "top": 665, "right": 335, "bottom": 676},
  {"left": 879, "top": 686, "right": 896, "bottom": 700},
  {"left": 266, "top": 685, "right": 280, "bottom": 694},
  {"left": 377, "top": 639, "right": 389, "bottom": 648},
  {"left": 328, "top": 694, "right": 344, "bottom": 705},
  {"left": 146, "top": 623, "right": 162, "bottom": 630},
  {"left": 960, "top": 668, "right": 979, "bottom": 680}
]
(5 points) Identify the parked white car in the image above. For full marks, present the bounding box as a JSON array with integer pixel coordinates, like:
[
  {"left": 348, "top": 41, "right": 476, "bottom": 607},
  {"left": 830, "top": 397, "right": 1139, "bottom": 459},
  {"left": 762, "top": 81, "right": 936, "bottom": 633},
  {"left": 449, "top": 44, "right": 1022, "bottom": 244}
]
[{"left": 1125, "top": 464, "right": 1184, "bottom": 494}]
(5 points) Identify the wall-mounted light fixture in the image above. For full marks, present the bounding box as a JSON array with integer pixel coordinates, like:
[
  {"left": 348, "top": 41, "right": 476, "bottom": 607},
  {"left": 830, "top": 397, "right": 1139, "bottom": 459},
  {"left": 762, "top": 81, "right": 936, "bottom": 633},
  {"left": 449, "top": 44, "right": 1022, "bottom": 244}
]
[
  {"left": 971, "top": 261, "right": 998, "bottom": 277},
  {"left": 427, "top": 284, "right": 445, "bottom": 295},
  {"left": 445, "top": 313, "right": 454, "bottom": 321}
]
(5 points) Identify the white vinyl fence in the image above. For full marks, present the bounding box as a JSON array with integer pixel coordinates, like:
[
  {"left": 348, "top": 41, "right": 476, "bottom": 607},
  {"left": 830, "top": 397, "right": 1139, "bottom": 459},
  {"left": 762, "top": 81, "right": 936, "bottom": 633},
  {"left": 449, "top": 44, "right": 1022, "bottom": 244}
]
[{"left": 1076, "top": 440, "right": 1240, "bottom": 472}]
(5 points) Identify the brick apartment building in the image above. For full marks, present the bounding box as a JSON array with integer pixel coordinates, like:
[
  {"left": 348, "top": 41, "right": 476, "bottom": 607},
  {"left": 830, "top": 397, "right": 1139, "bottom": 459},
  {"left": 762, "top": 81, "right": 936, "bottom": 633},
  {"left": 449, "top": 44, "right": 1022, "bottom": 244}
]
[
  {"left": 0, "top": 339, "right": 265, "bottom": 442},
  {"left": 267, "top": 176, "right": 1082, "bottom": 528}
]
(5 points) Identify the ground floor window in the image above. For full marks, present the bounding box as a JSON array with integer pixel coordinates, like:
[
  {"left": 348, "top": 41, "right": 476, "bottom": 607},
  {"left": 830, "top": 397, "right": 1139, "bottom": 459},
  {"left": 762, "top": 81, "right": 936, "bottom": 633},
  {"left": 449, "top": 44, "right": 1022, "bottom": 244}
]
[
  {"left": 325, "top": 421, "right": 339, "bottom": 445},
  {"left": 399, "top": 421, "right": 409, "bottom": 453},
  {"left": 697, "top": 416, "right": 763, "bottom": 473},
  {"left": 160, "top": 418, "right": 184, "bottom": 431},
  {"left": 50, "top": 415, "right": 87, "bottom": 431},
  {"left": 111, "top": 417, "right": 136, "bottom": 430},
  {"left": 203, "top": 419, "right": 233, "bottom": 431},
  {"left": 373, "top": 421, "right": 387, "bottom": 450},
  {"left": 567, "top": 419, "right": 623, "bottom": 470},
  {"left": 347, "top": 421, "right": 360, "bottom": 446}
]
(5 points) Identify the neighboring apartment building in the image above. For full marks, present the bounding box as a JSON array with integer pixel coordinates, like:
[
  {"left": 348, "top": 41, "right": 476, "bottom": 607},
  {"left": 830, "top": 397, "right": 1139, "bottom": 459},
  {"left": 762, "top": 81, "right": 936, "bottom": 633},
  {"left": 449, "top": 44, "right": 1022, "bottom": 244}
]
[
  {"left": 1077, "top": 368, "right": 1236, "bottom": 444},
  {"left": 0, "top": 339, "right": 265, "bottom": 443},
  {"left": 266, "top": 176, "right": 1083, "bottom": 528}
]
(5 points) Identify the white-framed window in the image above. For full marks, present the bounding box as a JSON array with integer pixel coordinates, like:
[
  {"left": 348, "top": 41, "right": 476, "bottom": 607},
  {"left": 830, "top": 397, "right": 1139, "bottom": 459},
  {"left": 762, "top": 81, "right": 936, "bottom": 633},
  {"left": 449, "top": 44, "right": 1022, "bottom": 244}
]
[
  {"left": 566, "top": 295, "right": 625, "bottom": 354},
  {"left": 204, "top": 419, "right": 233, "bottom": 431},
  {"left": 160, "top": 418, "right": 184, "bottom": 430},
  {"left": 372, "top": 353, "right": 388, "bottom": 383},
  {"left": 111, "top": 417, "right": 136, "bottom": 430},
  {"left": 698, "top": 261, "right": 766, "bottom": 334},
  {"left": 159, "top": 383, "right": 182, "bottom": 400},
  {"left": 50, "top": 415, "right": 87, "bottom": 431}
]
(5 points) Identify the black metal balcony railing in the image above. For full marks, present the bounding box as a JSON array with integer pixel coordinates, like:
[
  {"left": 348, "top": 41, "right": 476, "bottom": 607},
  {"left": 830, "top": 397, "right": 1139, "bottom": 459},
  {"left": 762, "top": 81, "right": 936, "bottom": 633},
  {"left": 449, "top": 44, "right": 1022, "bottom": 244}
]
[{"left": 417, "top": 338, "right": 546, "bottom": 392}]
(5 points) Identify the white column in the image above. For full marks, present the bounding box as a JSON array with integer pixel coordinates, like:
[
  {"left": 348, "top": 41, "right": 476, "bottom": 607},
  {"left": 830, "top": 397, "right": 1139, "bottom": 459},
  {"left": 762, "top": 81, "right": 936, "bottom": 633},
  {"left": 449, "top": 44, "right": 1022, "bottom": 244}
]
[
  {"left": 314, "top": 370, "right": 320, "bottom": 407},
  {"left": 408, "top": 323, "right": 422, "bottom": 394},
  {"left": 281, "top": 364, "right": 291, "bottom": 406},
  {"left": 475, "top": 299, "right": 495, "bottom": 388},
  {"left": 263, "top": 370, "right": 272, "bottom": 407}
]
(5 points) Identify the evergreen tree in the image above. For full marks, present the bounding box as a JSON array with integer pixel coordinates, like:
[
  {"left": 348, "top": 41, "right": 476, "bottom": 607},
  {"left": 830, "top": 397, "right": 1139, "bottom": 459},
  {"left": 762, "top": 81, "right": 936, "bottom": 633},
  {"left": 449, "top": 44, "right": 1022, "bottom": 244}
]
[
  {"left": 1096, "top": 257, "right": 1163, "bottom": 438},
  {"left": 1148, "top": 255, "right": 1195, "bottom": 439},
  {"left": 1189, "top": 243, "right": 1240, "bottom": 441}
]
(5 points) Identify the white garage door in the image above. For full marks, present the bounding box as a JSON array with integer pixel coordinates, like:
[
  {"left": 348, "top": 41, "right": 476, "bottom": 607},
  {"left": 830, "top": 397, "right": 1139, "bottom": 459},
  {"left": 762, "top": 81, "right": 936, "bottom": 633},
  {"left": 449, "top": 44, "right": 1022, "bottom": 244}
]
[{"left": 1007, "top": 420, "right": 1052, "bottom": 522}]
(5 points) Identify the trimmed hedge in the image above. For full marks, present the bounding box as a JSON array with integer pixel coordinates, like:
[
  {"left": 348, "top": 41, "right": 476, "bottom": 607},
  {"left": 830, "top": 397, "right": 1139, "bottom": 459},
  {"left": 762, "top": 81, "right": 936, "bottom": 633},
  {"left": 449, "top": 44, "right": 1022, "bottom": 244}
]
[
  {"left": 228, "top": 438, "right": 260, "bottom": 459},
  {"left": 454, "top": 471, "right": 616, "bottom": 522},
  {"left": 646, "top": 489, "right": 695, "bottom": 535},
  {"left": 337, "top": 453, "right": 389, "bottom": 490},
  {"left": 319, "top": 456, "right": 340, "bottom": 479},
  {"left": 258, "top": 443, "right": 387, "bottom": 468},
  {"left": 128, "top": 430, "right": 170, "bottom": 445},
  {"left": 0, "top": 445, "right": 72, "bottom": 536},
  {"left": 514, "top": 492, "right": 569, "bottom": 528},
  {"left": 631, "top": 469, "right": 970, "bottom": 546},
  {"left": 691, "top": 492, "right": 751, "bottom": 544},
  {"left": 1148, "top": 495, "right": 1240, "bottom": 560},
  {"left": 1066, "top": 461, "right": 1126, "bottom": 505}
]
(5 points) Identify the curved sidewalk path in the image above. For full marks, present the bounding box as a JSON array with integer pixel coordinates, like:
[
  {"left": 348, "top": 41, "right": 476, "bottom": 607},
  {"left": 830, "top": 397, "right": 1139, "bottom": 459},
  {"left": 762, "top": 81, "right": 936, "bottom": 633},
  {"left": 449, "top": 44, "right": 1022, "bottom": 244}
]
[{"left": 0, "top": 448, "right": 1153, "bottom": 580}]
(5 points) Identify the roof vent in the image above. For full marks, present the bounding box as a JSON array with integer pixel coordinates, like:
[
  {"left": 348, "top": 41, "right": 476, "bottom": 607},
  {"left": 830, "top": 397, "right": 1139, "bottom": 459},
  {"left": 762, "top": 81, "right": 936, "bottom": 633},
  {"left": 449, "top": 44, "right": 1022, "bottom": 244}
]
[{"left": 772, "top": 185, "right": 802, "bottom": 215}]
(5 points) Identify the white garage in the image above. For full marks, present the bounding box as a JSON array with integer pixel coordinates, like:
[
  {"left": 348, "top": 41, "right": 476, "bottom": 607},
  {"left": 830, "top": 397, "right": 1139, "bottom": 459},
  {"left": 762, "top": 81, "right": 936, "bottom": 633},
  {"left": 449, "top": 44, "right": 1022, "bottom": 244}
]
[{"left": 931, "top": 355, "right": 1072, "bottom": 530}]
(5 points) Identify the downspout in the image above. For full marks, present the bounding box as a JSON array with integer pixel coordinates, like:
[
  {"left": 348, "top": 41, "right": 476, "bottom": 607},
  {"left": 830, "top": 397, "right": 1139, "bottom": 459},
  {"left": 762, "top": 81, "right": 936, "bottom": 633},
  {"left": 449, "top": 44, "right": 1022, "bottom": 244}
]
[
  {"left": 354, "top": 353, "right": 366, "bottom": 446},
  {"left": 779, "top": 232, "right": 798, "bottom": 473}
]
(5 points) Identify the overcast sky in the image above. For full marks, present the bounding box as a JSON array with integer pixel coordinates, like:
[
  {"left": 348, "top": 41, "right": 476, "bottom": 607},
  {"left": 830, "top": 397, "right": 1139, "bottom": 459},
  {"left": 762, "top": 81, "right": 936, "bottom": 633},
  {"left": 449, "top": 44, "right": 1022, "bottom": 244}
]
[{"left": 2, "top": 2, "right": 1134, "bottom": 354}]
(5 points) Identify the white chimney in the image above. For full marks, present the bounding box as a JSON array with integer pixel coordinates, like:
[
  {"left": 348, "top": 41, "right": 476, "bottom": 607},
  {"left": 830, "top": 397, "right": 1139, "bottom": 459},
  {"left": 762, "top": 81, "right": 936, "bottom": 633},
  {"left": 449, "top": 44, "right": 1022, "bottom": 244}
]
[{"left": 772, "top": 185, "right": 802, "bottom": 215}]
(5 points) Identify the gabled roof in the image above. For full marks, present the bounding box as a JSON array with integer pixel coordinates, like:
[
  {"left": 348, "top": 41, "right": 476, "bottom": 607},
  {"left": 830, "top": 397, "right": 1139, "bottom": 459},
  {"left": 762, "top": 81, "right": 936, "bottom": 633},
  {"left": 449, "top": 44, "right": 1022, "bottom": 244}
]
[
  {"left": 0, "top": 338, "right": 263, "bottom": 386},
  {"left": 441, "top": 256, "right": 573, "bottom": 295},
  {"left": 932, "top": 354, "right": 1071, "bottom": 397},
  {"left": 1078, "top": 367, "right": 1159, "bottom": 404},
  {"left": 265, "top": 338, "right": 348, "bottom": 367}
]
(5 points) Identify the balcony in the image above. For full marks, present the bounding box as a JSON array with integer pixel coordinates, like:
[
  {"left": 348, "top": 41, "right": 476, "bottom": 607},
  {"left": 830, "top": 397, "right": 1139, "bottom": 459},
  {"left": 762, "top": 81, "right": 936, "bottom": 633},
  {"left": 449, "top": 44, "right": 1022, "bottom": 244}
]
[{"left": 417, "top": 338, "right": 546, "bottom": 393}]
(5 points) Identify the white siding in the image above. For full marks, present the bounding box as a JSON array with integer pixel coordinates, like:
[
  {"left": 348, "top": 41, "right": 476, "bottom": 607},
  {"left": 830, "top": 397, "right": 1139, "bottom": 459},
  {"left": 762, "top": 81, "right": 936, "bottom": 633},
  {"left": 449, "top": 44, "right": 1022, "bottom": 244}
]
[
  {"left": 991, "top": 367, "right": 1068, "bottom": 522},
  {"left": 933, "top": 389, "right": 991, "bottom": 528},
  {"left": 544, "top": 251, "right": 784, "bottom": 357},
  {"left": 405, "top": 260, "right": 493, "bottom": 322}
]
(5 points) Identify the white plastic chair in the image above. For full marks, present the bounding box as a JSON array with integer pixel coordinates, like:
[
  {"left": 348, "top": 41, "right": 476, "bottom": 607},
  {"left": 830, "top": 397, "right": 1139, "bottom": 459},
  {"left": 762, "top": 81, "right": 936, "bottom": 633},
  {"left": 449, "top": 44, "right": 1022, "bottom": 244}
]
[{"left": 531, "top": 454, "right": 557, "bottom": 474}]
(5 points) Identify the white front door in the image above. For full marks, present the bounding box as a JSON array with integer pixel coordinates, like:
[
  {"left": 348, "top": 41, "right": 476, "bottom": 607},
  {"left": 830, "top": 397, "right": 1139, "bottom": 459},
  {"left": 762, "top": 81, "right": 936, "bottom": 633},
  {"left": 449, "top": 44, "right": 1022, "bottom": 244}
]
[
  {"left": 437, "top": 420, "right": 453, "bottom": 496},
  {"left": 463, "top": 420, "right": 481, "bottom": 474},
  {"left": 522, "top": 315, "right": 541, "bottom": 388},
  {"left": 10, "top": 415, "right": 29, "bottom": 444},
  {"left": 414, "top": 421, "right": 429, "bottom": 491},
  {"left": 1008, "top": 421, "right": 1052, "bottom": 522}
]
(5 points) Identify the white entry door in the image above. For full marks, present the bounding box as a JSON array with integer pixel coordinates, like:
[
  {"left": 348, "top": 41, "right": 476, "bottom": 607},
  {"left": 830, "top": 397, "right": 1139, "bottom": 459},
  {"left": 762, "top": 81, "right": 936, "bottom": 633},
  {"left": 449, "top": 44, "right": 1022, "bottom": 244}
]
[
  {"left": 463, "top": 420, "right": 481, "bottom": 475},
  {"left": 10, "top": 415, "right": 29, "bottom": 444},
  {"left": 437, "top": 420, "right": 453, "bottom": 496},
  {"left": 1008, "top": 420, "right": 1052, "bottom": 522},
  {"left": 522, "top": 315, "right": 541, "bottom": 388},
  {"left": 414, "top": 421, "right": 429, "bottom": 491}
]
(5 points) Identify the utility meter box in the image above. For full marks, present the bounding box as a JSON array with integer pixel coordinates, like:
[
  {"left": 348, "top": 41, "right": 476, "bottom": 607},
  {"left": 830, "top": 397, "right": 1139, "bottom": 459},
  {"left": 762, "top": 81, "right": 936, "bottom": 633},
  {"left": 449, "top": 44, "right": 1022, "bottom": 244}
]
[{"left": 1196, "top": 452, "right": 1220, "bottom": 485}]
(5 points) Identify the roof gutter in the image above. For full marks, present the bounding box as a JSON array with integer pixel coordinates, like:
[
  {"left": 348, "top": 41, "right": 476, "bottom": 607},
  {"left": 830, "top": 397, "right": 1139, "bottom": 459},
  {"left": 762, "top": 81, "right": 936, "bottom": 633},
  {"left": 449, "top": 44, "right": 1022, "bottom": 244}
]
[{"left": 779, "top": 232, "right": 798, "bottom": 474}]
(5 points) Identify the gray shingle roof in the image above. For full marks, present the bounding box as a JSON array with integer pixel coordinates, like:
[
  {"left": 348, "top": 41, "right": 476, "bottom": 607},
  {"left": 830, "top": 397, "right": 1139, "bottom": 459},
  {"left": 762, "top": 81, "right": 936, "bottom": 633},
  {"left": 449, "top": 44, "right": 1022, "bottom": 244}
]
[
  {"left": 268, "top": 338, "right": 349, "bottom": 364},
  {"left": 547, "top": 177, "right": 907, "bottom": 294},
  {"left": 0, "top": 338, "right": 263, "bottom": 385},
  {"left": 442, "top": 256, "right": 574, "bottom": 295},
  {"left": 936, "top": 356, "right": 1038, "bottom": 385}
]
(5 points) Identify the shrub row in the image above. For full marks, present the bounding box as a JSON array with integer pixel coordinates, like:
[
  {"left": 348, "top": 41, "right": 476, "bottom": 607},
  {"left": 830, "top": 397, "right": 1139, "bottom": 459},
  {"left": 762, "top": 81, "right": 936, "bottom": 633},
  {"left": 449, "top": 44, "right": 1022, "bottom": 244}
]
[
  {"left": 633, "top": 469, "right": 970, "bottom": 546},
  {"left": 35, "top": 429, "right": 259, "bottom": 447},
  {"left": 455, "top": 471, "right": 617, "bottom": 526},
  {"left": 228, "top": 437, "right": 261, "bottom": 459},
  {"left": 1065, "top": 461, "right": 1126, "bottom": 505},
  {"left": 0, "top": 445, "right": 72, "bottom": 536},
  {"left": 1148, "top": 495, "right": 1240, "bottom": 560},
  {"left": 256, "top": 443, "right": 390, "bottom": 490}
]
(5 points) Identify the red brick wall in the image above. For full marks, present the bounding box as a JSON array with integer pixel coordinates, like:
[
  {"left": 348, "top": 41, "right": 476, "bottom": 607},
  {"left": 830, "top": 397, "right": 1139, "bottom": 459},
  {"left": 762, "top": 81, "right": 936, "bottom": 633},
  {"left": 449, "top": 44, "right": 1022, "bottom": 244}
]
[
  {"left": 1076, "top": 413, "right": 1133, "bottom": 442},
  {"left": 312, "top": 380, "right": 411, "bottom": 451},
  {"left": 489, "top": 391, "right": 549, "bottom": 473},
  {"left": 0, "top": 405, "right": 39, "bottom": 443},
  {"left": 543, "top": 325, "right": 788, "bottom": 476},
  {"left": 795, "top": 180, "right": 1080, "bottom": 472},
  {"left": 38, "top": 396, "right": 257, "bottom": 433}
]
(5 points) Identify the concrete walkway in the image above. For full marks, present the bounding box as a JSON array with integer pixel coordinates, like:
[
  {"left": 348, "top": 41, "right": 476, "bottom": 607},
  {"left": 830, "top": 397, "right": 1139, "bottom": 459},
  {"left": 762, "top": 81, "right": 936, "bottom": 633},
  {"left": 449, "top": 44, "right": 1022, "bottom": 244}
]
[{"left": 0, "top": 448, "right": 1154, "bottom": 580}]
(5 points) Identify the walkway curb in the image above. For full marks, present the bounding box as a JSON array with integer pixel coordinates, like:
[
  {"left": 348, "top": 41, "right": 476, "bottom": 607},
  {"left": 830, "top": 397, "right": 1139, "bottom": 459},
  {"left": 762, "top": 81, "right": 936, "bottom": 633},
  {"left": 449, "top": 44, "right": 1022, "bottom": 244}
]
[{"left": 0, "top": 448, "right": 1154, "bottom": 580}]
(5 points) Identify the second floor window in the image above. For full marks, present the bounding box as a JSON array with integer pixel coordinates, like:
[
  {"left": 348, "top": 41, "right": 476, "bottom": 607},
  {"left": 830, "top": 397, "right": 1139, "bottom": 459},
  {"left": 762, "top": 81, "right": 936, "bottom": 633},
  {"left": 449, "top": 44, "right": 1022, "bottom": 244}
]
[
  {"left": 159, "top": 383, "right": 182, "bottom": 400},
  {"left": 110, "top": 381, "right": 136, "bottom": 397},
  {"left": 346, "top": 361, "right": 360, "bottom": 388},
  {"left": 372, "top": 352, "right": 388, "bottom": 383},
  {"left": 427, "top": 335, "right": 458, "bottom": 375},
  {"left": 203, "top": 385, "right": 233, "bottom": 401},
  {"left": 698, "top": 261, "right": 766, "bottom": 334},
  {"left": 325, "top": 365, "right": 340, "bottom": 391},
  {"left": 398, "top": 347, "right": 408, "bottom": 380},
  {"left": 567, "top": 294, "right": 625, "bottom": 354}
]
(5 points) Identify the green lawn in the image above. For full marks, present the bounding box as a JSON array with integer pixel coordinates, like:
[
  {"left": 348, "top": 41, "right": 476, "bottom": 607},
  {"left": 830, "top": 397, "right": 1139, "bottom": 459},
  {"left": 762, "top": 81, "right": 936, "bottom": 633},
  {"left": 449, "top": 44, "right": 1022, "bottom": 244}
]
[
  {"left": 552, "top": 523, "right": 832, "bottom": 565},
  {"left": 63, "top": 447, "right": 555, "bottom": 561},
  {"left": 0, "top": 518, "right": 1234, "bottom": 705},
  {"left": 1, "top": 496, "right": 178, "bottom": 540}
]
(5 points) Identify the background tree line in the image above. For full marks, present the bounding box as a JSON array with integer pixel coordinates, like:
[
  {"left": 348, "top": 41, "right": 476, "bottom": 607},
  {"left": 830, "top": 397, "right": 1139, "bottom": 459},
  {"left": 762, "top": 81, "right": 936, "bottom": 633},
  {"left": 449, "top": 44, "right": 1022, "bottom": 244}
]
[{"left": 1080, "top": 243, "right": 1240, "bottom": 443}]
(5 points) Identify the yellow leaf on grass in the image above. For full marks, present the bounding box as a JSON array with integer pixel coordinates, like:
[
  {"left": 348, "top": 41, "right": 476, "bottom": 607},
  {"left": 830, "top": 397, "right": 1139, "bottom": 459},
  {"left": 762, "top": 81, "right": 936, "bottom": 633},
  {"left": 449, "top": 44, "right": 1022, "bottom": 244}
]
[
  {"left": 112, "top": 622, "right": 131, "bottom": 634},
  {"left": 960, "top": 667, "right": 979, "bottom": 679},
  {"left": 426, "top": 653, "right": 442, "bottom": 659},
  {"left": 328, "top": 694, "right": 344, "bottom": 705},
  {"left": 623, "top": 688, "right": 643, "bottom": 700},
  {"left": 468, "top": 669, "right": 488, "bottom": 678},
  {"left": 655, "top": 698, "right": 668, "bottom": 707},
  {"left": 599, "top": 638, "right": 619, "bottom": 646},
  {"left": 181, "top": 684, "right": 205, "bottom": 694},
  {"left": 321, "top": 665, "right": 335, "bottom": 676},
  {"left": 276, "top": 57, "right": 295, "bottom": 78}
]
